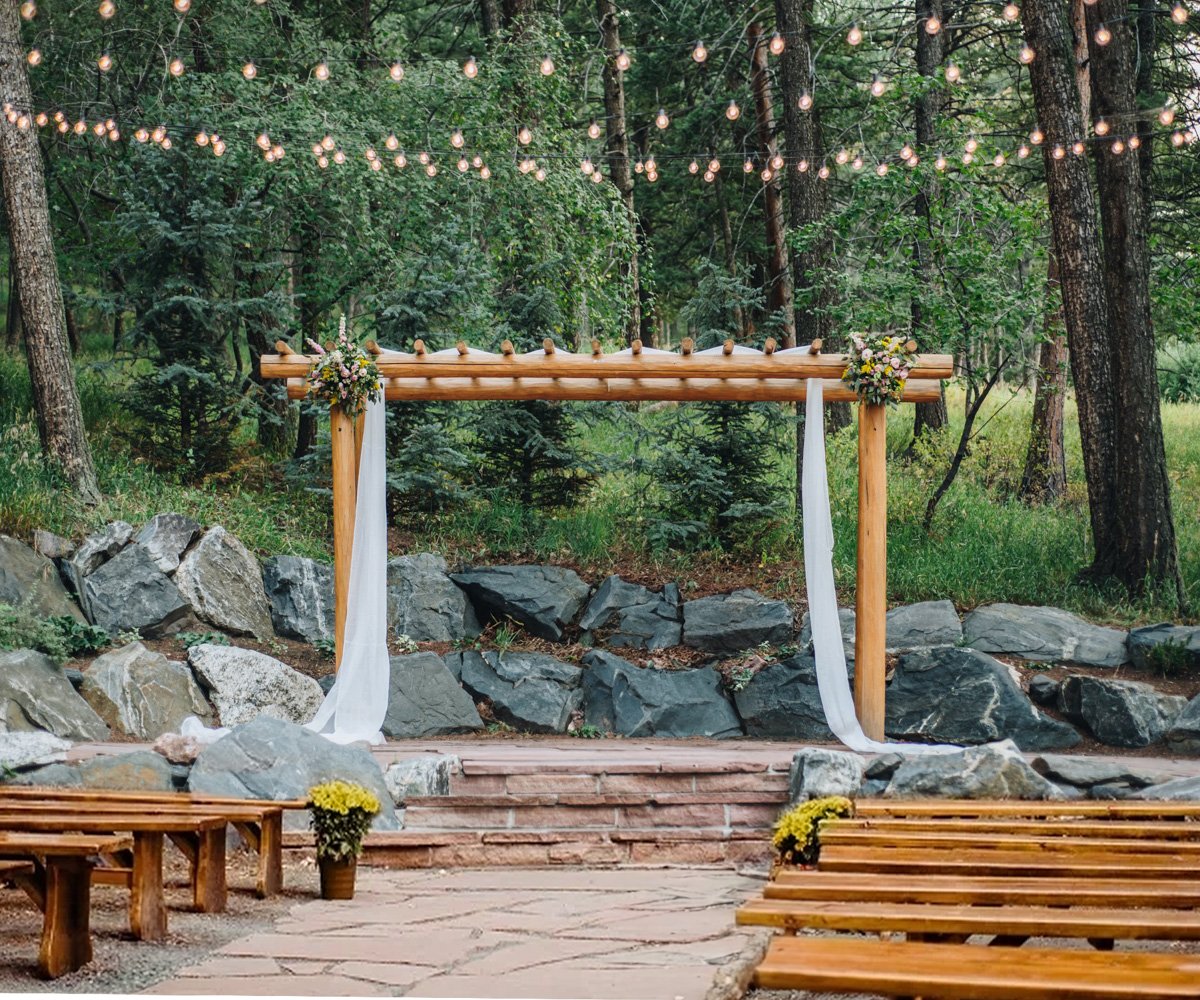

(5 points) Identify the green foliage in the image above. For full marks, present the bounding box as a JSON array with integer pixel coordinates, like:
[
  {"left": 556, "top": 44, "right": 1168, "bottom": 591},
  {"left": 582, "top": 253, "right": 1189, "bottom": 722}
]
[
  {"left": 1142, "top": 640, "right": 1196, "bottom": 680},
  {"left": 0, "top": 605, "right": 111, "bottom": 663},
  {"left": 1158, "top": 342, "right": 1200, "bottom": 404},
  {"left": 176, "top": 631, "right": 231, "bottom": 650},
  {"left": 45, "top": 617, "right": 112, "bottom": 658},
  {"left": 569, "top": 724, "right": 605, "bottom": 739},
  {"left": 773, "top": 796, "right": 854, "bottom": 866},
  {"left": 313, "top": 636, "right": 337, "bottom": 660}
]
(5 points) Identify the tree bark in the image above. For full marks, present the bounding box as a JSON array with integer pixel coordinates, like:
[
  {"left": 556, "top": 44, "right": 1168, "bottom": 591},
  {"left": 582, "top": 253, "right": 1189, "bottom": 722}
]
[
  {"left": 1019, "top": 252, "right": 1068, "bottom": 502},
  {"left": 293, "top": 223, "right": 321, "bottom": 459},
  {"left": 1021, "top": 0, "right": 1117, "bottom": 569},
  {"left": 0, "top": 5, "right": 99, "bottom": 503},
  {"left": 1083, "top": 0, "right": 1179, "bottom": 594},
  {"left": 597, "top": 0, "right": 641, "bottom": 345},
  {"left": 479, "top": 0, "right": 501, "bottom": 37},
  {"left": 748, "top": 22, "right": 794, "bottom": 345},
  {"left": 5, "top": 253, "right": 21, "bottom": 349}
]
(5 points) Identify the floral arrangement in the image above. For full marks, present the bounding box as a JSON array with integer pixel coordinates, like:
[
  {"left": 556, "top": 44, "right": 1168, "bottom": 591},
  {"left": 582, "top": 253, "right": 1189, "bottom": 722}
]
[
  {"left": 841, "top": 334, "right": 918, "bottom": 406},
  {"left": 306, "top": 317, "right": 383, "bottom": 415},
  {"left": 772, "top": 795, "right": 853, "bottom": 865},
  {"left": 307, "top": 780, "right": 381, "bottom": 862}
]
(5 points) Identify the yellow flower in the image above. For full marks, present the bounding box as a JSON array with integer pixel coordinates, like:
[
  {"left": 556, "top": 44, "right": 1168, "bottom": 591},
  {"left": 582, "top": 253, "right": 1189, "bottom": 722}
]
[{"left": 308, "top": 780, "right": 381, "bottom": 816}]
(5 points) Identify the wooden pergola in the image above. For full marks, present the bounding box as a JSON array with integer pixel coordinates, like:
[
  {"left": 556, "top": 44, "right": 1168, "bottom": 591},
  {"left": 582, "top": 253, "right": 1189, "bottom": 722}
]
[{"left": 260, "top": 337, "right": 953, "bottom": 741}]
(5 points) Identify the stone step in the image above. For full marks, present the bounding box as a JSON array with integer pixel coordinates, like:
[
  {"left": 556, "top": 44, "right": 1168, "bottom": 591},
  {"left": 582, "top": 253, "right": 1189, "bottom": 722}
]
[{"left": 449, "top": 768, "right": 791, "bottom": 797}]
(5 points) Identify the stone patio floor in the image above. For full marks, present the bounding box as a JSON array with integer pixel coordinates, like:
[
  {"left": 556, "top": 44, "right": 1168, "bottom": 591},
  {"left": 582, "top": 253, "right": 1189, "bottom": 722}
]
[{"left": 144, "top": 866, "right": 766, "bottom": 998}]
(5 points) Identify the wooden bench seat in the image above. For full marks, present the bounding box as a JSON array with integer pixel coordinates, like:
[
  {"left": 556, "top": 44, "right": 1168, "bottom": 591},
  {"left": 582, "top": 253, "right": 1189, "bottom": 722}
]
[
  {"left": 853, "top": 799, "right": 1200, "bottom": 819},
  {"left": 0, "top": 831, "right": 133, "bottom": 979},
  {"left": 818, "top": 845, "right": 1200, "bottom": 877},
  {"left": 819, "top": 828, "right": 1200, "bottom": 855},
  {"left": 831, "top": 817, "right": 1200, "bottom": 840},
  {"left": 737, "top": 897, "right": 1200, "bottom": 942},
  {"left": 767, "top": 871, "right": 1200, "bottom": 908},
  {"left": 753, "top": 936, "right": 1200, "bottom": 999}
]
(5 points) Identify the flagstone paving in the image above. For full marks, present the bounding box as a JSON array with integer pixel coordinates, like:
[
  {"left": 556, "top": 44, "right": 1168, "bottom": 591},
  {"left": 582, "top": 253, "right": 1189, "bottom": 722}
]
[{"left": 144, "top": 866, "right": 766, "bottom": 998}]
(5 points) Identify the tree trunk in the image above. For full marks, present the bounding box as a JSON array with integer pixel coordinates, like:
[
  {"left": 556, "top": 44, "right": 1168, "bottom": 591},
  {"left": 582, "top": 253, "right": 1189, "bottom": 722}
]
[
  {"left": 293, "top": 224, "right": 322, "bottom": 459},
  {"left": 1020, "top": 0, "right": 1117, "bottom": 570},
  {"left": 712, "top": 170, "right": 749, "bottom": 339},
  {"left": 5, "top": 253, "right": 21, "bottom": 349},
  {"left": 479, "top": 0, "right": 501, "bottom": 36},
  {"left": 0, "top": 6, "right": 99, "bottom": 503},
  {"left": 748, "top": 22, "right": 794, "bottom": 345},
  {"left": 597, "top": 0, "right": 641, "bottom": 345},
  {"left": 1019, "top": 252, "right": 1068, "bottom": 502},
  {"left": 1083, "top": 0, "right": 1179, "bottom": 594}
]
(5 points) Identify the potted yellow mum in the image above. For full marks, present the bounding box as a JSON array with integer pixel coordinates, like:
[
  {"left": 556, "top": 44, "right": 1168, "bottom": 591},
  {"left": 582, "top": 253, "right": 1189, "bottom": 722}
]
[
  {"left": 772, "top": 796, "right": 853, "bottom": 868},
  {"left": 307, "top": 780, "right": 381, "bottom": 899}
]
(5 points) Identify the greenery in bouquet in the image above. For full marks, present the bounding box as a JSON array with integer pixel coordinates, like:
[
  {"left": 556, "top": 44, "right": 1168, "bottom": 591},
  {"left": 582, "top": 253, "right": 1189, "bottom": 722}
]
[
  {"left": 307, "top": 780, "right": 381, "bottom": 862},
  {"left": 841, "top": 334, "right": 918, "bottom": 406},
  {"left": 307, "top": 318, "right": 383, "bottom": 416},
  {"left": 772, "top": 796, "right": 853, "bottom": 865}
]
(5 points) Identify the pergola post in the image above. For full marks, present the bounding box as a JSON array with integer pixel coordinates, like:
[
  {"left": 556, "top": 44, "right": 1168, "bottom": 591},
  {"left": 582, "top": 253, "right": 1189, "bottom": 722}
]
[
  {"left": 854, "top": 401, "right": 888, "bottom": 741},
  {"left": 331, "top": 405, "right": 358, "bottom": 669}
]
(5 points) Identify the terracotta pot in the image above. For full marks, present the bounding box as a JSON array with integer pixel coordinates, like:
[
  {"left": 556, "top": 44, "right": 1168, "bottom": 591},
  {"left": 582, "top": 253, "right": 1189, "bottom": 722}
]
[{"left": 318, "top": 855, "right": 357, "bottom": 900}]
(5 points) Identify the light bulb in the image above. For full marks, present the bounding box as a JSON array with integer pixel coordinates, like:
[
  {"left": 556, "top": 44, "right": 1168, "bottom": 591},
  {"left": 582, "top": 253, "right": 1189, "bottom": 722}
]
[
  {"left": 798, "top": 159, "right": 808, "bottom": 172},
  {"left": 835, "top": 148, "right": 849, "bottom": 164},
  {"left": 1017, "top": 144, "right": 1030, "bottom": 158},
  {"left": 703, "top": 169, "right": 715, "bottom": 182},
  {"left": 852, "top": 156, "right": 863, "bottom": 170},
  {"left": 108, "top": 128, "right": 119, "bottom": 141},
  {"left": 1003, "top": 3, "right": 1020, "bottom": 20},
  {"left": 264, "top": 150, "right": 275, "bottom": 163},
  {"left": 726, "top": 100, "right": 740, "bottom": 121},
  {"left": 256, "top": 132, "right": 271, "bottom": 150},
  {"left": 993, "top": 152, "right": 1006, "bottom": 166},
  {"left": 1171, "top": 4, "right": 1188, "bottom": 23},
  {"left": 645, "top": 156, "right": 656, "bottom": 172},
  {"left": 418, "top": 150, "right": 430, "bottom": 164},
  {"left": 16, "top": 115, "right": 29, "bottom": 130},
  {"left": 818, "top": 165, "right": 830, "bottom": 179},
  {"left": 385, "top": 133, "right": 398, "bottom": 150},
  {"left": 98, "top": 54, "right": 113, "bottom": 71},
  {"left": 73, "top": 121, "right": 86, "bottom": 135},
  {"left": 1072, "top": 141, "right": 1085, "bottom": 155},
  {"left": 1091, "top": 119, "right": 1109, "bottom": 136},
  {"left": 318, "top": 156, "right": 329, "bottom": 169},
  {"left": 471, "top": 155, "right": 482, "bottom": 167},
  {"left": 152, "top": 125, "right": 166, "bottom": 143},
  {"left": 212, "top": 140, "right": 225, "bottom": 157},
  {"left": 519, "top": 157, "right": 533, "bottom": 173},
  {"left": 615, "top": 48, "right": 631, "bottom": 71},
  {"left": 945, "top": 62, "right": 961, "bottom": 83},
  {"left": 540, "top": 55, "right": 555, "bottom": 76},
  {"left": 160, "top": 137, "right": 172, "bottom": 150},
  {"left": 588, "top": 120, "right": 601, "bottom": 139},
  {"left": 1094, "top": 25, "right": 1111, "bottom": 45},
  {"left": 426, "top": 164, "right": 439, "bottom": 178},
  {"left": 647, "top": 170, "right": 658, "bottom": 183},
  {"left": 57, "top": 120, "right": 69, "bottom": 133},
  {"left": 389, "top": 63, "right": 404, "bottom": 82},
  {"left": 457, "top": 157, "right": 469, "bottom": 171},
  {"left": 965, "top": 138, "right": 979, "bottom": 153},
  {"left": 370, "top": 159, "right": 382, "bottom": 172},
  {"left": 900, "top": 144, "right": 913, "bottom": 159},
  {"left": 1019, "top": 45, "right": 1035, "bottom": 64},
  {"left": 1159, "top": 108, "right": 1175, "bottom": 126},
  {"left": 174, "top": 0, "right": 189, "bottom": 12},
  {"left": 517, "top": 125, "right": 532, "bottom": 145},
  {"left": 588, "top": 169, "right": 600, "bottom": 183},
  {"left": 1030, "top": 127, "right": 1044, "bottom": 145},
  {"left": 847, "top": 25, "right": 863, "bottom": 45},
  {"left": 1052, "top": 144, "right": 1065, "bottom": 159},
  {"left": 135, "top": 128, "right": 149, "bottom": 142},
  {"left": 98, "top": 0, "right": 116, "bottom": 18},
  {"left": 655, "top": 108, "right": 669, "bottom": 129},
  {"left": 463, "top": 55, "right": 478, "bottom": 78},
  {"left": 333, "top": 150, "right": 346, "bottom": 164},
  {"left": 35, "top": 112, "right": 46, "bottom": 127},
  {"left": 20, "top": 2, "right": 36, "bottom": 19},
  {"left": 743, "top": 159, "right": 754, "bottom": 173},
  {"left": 27, "top": 49, "right": 42, "bottom": 66},
  {"left": 798, "top": 92, "right": 813, "bottom": 110},
  {"left": 1129, "top": 135, "right": 1141, "bottom": 149},
  {"left": 321, "top": 135, "right": 335, "bottom": 150},
  {"left": 1171, "top": 130, "right": 1185, "bottom": 147},
  {"left": 635, "top": 159, "right": 644, "bottom": 174},
  {"left": 535, "top": 167, "right": 546, "bottom": 181},
  {"left": 364, "top": 147, "right": 376, "bottom": 160},
  {"left": 688, "top": 160, "right": 699, "bottom": 174},
  {"left": 169, "top": 58, "right": 185, "bottom": 77},
  {"left": 961, "top": 151, "right": 973, "bottom": 164},
  {"left": 450, "top": 129, "right": 464, "bottom": 148},
  {"left": 907, "top": 154, "right": 920, "bottom": 166},
  {"left": 195, "top": 130, "right": 209, "bottom": 146},
  {"left": 925, "top": 15, "right": 941, "bottom": 34},
  {"left": 394, "top": 153, "right": 407, "bottom": 168},
  {"left": 481, "top": 165, "right": 492, "bottom": 179},
  {"left": 708, "top": 158, "right": 720, "bottom": 172},
  {"left": 769, "top": 33, "right": 785, "bottom": 55},
  {"left": 313, "top": 62, "right": 330, "bottom": 81},
  {"left": 311, "top": 143, "right": 322, "bottom": 156},
  {"left": 870, "top": 77, "right": 886, "bottom": 97},
  {"left": 770, "top": 153, "right": 784, "bottom": 170},
  {"left": 935, "top": 154, "right": 947, "bottom": 171},
  {"left": 582, "top": 157, "right": 594, "bottom": 174},
  {"left": 1111, "top": 139, "right": 1125, "bottom": 154},
  {"left": 692, "top": 42, "right": 707, "bottom": 63},
  {"left": 761, "top": 167, "right": 773, "bottom": 181},
  {"left": 242, "top": 61, "right": 257, "bottom": 79},
  {"left": 875, "top": 162, "right": 888, "bottom": 176}
]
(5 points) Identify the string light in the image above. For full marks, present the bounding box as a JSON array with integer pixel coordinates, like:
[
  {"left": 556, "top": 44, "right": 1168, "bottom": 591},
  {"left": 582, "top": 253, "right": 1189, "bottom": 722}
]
[
  {"left": 135, "top": 127, "right": 149, "bottom": 142},
  {"left": 1019, "top": 45, "right": 1036, "bottom": 64},
  {"left": 870, "top": 77, "right": 886, "bottom": 97},
  {"left": 394, "top": 153, "right": 407, "bottom": 168},
  {"left": 726, "top": 100, "right": 741, "bottom": 121},
  {"left": 173, "top": 0, "right": 189, "bottom": 12},
  {"left": 450, "top": 129, "right": 465, "bottom": 148},
  {"left": 761, "top": 167, "right": 773, "bottom": 181},
  {"left": 961, "top": 151, "right": 974, "bottom": 164},
  {"left": 769, "top": 33, "right": 785, "bottom": 55},
  {"left": 242, "top": 61, "right": 257, "bottom": 79},
  {"left": 35, "top": 112, "right": 46, "bottom": 127},
  {"left": 743, "top": 158, "right": 754, "bottom": 173},
  {"left": 615, "top": 48, "right": 631, "bottom": 71},
  {"left": 256, "top": 132, "right": 271, "bottom": 150},
  {"left": 1003, "top": 3, "right": 1020, "bottom": 20},
  {"left": 852, "top": 155, "right": 863, "bottom": 170},
  {"left": 1171, "top": 130, "right": 1185, "bottom": 147},
  {"left": 634, "top": 159, "right": 644, "bottom": 174},
  {"left": 334, "top": 149, "right": 346, "bottom": 164},
  {"left": 1072, "top": 141, "right": 1085, "bottom": 155},
  {"left": 481, "top": 165, "right": 492, "bottom": 179},
  {"left": 385, "top": 133, "right": 399, "bottom": 150},
  {"left": 587, "top": 120, "right": 601, "bottom": 139},
  {"left": 1052, "top": 144, "right": 1065, "bottom": 159},
  {"left": 472, "top": 154, "right": 482, "bottom": 168},
  {"left": 389, "top": 63, "right": 404, "bottom": 82},
  {"left": 587, "top": 168, "right": 599, "bottom": 183},
  {"left": 321, "top": 135, "right": 335, "bottom": 151},
  {"left": 1111, "top": 139, "right": 1125, "bottom": 154},
  {"left": 965, "top": 138, "right": 979, "bottom": 153},
  {"left": 1094, "top": 119, "right": 1110, "bottom": 135},
  {"left": 160, "top": 137, "right": 172, "bottom": 149},
  {"left": 313, "top": 62, "right": 330, "bottom": 80},
  {"left": 945, "top": 62, "right": 961, "bottom": 83},
  {"left": 318, "top": 156, "right": 329, "bottom": 169},
  {"left": 875, "top": 162, "right": 888, "bottom": 176},
  {"left": 1159, "top": 108, "right": 1176, "bottom": 126},
  {"left": 517, "top": 125, "right": 532, "bottom": 145},
  {"left": 645, "top": 156, "right": 656, "bottom": 172},
  {"left": 708, "top": 157, "right": 720, "bottom": 172},
  {"left": 797, "top": 159, "right": 808, "bottom": 172},
  {"left": 1017, "top": 144, "right": 1030, "bottom": 158},
  {"left": 818, "top": 165, "right": 830, "bottom": 179},
  {"left": 1094, "top": 25, "right": 1112, "bottom": 46},
  {"left": 98, "top": 0, "right": 116, "bottom": 18},
  {"left": 582, "top": 157, "right": 595, "bottom": 174},
  {"left": 900, "top": 144, "right": 913, "bottom": 160},
  {"left": 925, "top": 15, "right": 941, "bottom": 34},
  {"left": 798, "top": 92, "right": 813, "bottom": 110},
  {"left": 169, "top": 58, "right": 185, "bottom": 77},
  {"left": 1172, "top": 4, "right": 1188, "bottom": 23},
  {"left": 457, "top": 156, "right": 469, "bottom": 171},
  {"left": 907, "top": 154, "right": 919, "bottom": 167},
  {"left": 97, "top": 54, "right": 113, "bottom": 72},
  {"left": 692, "top": 42, "right": 708, "bottom": 63},
  {"left": 770, "top": 153, "right": 784, "bottom": 170},
  {"left": 847, "top": 25, "right": 863, "bottom": 46},
  {"left": 463, "top": 56, "right": 478, "bottom": 78},
  {"left": 703, "top": 169, "right": 715, "bottom": 182},
  {"left": 993, "top": 152, "right": 1006, "bottom": 166},
  {"left": 1129, "top": 135, "right": 1141, "bottom": 149},
  {"left": 418, "top": 151, "right": 430, "bottom": 165},
  {"left": 688, "top": 159, "right": 699, "bottom": 174},
  {"left": 540, "top": 55, "right": 555, "bottom": 76},
  {"left": 73, "top": 120, "right": 86, "bottom": 135},
  {"left": 935, "top": 153, "right": 948, "bottom": 171},
  {"left": 27, "top": 50, "right": 42, "bottom": 67},
  {"left": 655, "top": 108, "right": 670, "bottom": 129},
  {"left": 20, "top": 2, "right": 36, "bottom": 20},
  {"left": 1030, "top": 127, "right": 1045, "bottom": 145}
]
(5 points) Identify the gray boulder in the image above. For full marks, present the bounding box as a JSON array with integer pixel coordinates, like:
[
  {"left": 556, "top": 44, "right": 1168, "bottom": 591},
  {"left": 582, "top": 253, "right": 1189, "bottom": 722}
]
[
  {"left": 262, "top": 556, "right": 334, "bottom": 644},
  {"left": 886, "top": 601, "right": 962, "bottom": 650},
  {"left": 66, "top": 521, "right": 134, "bottom": 600},
  {"left": 1031, "top": 754, "right": 1158, "bottom": 790},
  {"left": 82, "top": 544, "right": 192, "bottom": 637},
  {"left": 579, "top": 575, "right": 655, "bottom": 631},
  {"left": 789, "top": 748, "right": 865, "bottom": 802},
  {"left": 382, "top": 653, "right": 483, "bottom": 738},
  {"left": 387, "top": 554, "right": 479, "bottom": 642},
  {"left": 683, "top": 589, "right": 792, "bottom": 653},
  {"left": 317, "top": 673, "right": 336, "bottom": 694},
  {"left": 188, "top": 716, "right": 397, "bottom": 830},
  {"left": 384, "top": 754, "right": 460, "bottom": 804},
  {"left": 1058, "top": 676, "right": 1186, "bottom": 748},
  {"left": 32, "top": 529, "right": 74, "bottom": 561},
  {"left": 77, "top": 750, "right": 175, "bottom": 791},
  {"left": 0, "top": 649, "right": 108, "bottom": 740},
  {"left": 459, "top": 651, "right": 582, "bottom": 733},
  {"left": 963, "top": 603, "right": 1128, "bottom": 666},
  {"left": 0, "top": 731, "right": 71, "bottom": 772},
  {"left": 733, "top": 655, "right": 836, "bottom": 741},
  {"left": 582, "top": 650, "right": 743, "bottom": 738},
  {"left": 1165, "top": 695, "right": 1200, "bottom": 755},
  {"left": 885, "top": 741, "right": 1063, "bottom": 800},
  {"left": 885, "top": 647, "right": 1079, "bottom": 750},
  {"left": 3, "top": 763, "right": 82, "bottom": 787},
  {"left": 799, "top": 607, "right": 856, "bottom": 661},
  {"left": 175, "top": 527, "right": 274, "bottom": 639},
  {"left": 1132, "top": 776, "right": 1200, "bottom": 801},
  {"left": 0, "top": 534, "right": 84, "bottom": 620},
  {"left": 187, "top": 643, "right": 324, "bottom": 727},
  {"left": 579, "top": 576, "right": 682, "bottom": 649},
  {"left": 1128, "top": 623, "right": 1200, "bottom": 671},
  {"left": 1027, "top": 674, "right": 1060, "bottom": 707},
  {"left": 135, "top": 513, "right": 202, "bottom": 574},
  {"left": 450, "top": 564, "right": 589, "bottom": 642},
  {"left": 80, "top": 641, "right": 214, "bottom": 739}
]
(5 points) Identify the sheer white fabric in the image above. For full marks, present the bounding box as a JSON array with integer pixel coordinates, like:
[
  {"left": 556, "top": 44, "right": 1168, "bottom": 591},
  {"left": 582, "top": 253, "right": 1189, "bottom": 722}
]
[
  {"left": 306, "top": 396, "right": 390, "bottom": 745},
  {"left": 802, "top": 376, "right": 956, "bottom": 754}
]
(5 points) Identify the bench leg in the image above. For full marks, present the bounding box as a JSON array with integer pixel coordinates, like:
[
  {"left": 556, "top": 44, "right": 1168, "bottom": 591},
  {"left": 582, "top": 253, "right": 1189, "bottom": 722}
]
[
  {"left": 193, "top": 826, "right": 227, "bottom": 913},
  {"left": 130, "top": 832, "right": 167, "bottom": 942},
  {"left": 38, "top": 857, "right": 92, "bottom": 979},
  {"left": 257, "top": 815, "right": 283, "bottom": 898}
]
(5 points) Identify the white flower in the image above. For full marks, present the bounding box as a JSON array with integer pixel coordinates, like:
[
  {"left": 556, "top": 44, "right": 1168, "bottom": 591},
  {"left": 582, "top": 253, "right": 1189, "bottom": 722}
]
[{"left": 861, "top": 349, "right": 873, "bottom": 360}]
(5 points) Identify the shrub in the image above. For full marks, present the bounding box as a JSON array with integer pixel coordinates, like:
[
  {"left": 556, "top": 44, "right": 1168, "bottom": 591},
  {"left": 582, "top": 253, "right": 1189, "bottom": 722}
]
[
  {"left": 45, "top": 617, "right": 111, "bottom": 658},
  {"left": 1158, "top": 341, "right": 1200, "bottom": 404},
  {"left": 0, "top": 605, "right": 72, "bottom": 663},
  {"left": 772, "top": 796, "right": 854, "bottom": 866},
  {"left": 177, "top": 631, "right": 231, "bottom": 650}
]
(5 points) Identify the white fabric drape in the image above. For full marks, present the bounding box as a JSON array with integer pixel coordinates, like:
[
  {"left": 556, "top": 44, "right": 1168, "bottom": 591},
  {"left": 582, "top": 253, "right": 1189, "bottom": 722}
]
[
  {"left": 802, "top": 376, "right": 955, "bottom": 755},
  {"left": 306, "top": 396, "right": 390, "bottom": 745}
]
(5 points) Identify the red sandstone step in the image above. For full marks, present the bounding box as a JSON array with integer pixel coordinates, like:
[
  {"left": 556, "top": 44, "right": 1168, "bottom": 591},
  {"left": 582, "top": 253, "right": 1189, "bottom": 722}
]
[{"left": 450, "top": 769, "right": 791, "bottom": 796}]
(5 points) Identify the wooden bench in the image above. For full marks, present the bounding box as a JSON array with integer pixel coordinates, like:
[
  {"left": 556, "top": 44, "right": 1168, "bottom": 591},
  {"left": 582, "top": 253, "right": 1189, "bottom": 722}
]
[
  {"left": 819, "top": 827, "right": 1200, "bottom": 855},
  {"left": 853, "top": 799, "right": 1200, "bottom": 819},
  {"left": 817, "top": 845, "right": 1200, "bottom": 877},
  {"left": 753, "top": 936, "right": 1200, "bottom": 998},
  {"left": 0, "top": 788, "right": 304, "bottom": 897},
  {"left": 0, "top": 831, "right": 132, "bottom": 979}
]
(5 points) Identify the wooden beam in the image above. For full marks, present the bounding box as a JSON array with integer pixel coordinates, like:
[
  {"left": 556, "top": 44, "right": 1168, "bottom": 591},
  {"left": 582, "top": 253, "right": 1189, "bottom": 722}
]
[
  {"left": 855, "top": 401, "right": 887, "bottom": 741},
  {"left": 283, "top": 377, "right": 943, "bottom": 404},
  {"left": 330, "top": 405, "right": 357, "bottom": 669}
]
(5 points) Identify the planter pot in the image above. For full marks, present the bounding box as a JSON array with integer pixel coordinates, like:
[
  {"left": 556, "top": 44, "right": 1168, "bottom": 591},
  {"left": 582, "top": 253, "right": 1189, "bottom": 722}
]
[{"left": 318, "top": 855, "right": 357, "bottom": 900}]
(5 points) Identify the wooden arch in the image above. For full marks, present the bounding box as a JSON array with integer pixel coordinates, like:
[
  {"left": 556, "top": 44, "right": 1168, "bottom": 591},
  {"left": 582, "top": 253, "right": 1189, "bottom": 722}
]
[{"left": 260, "top": 337, "right": 953, "bottom": 741}]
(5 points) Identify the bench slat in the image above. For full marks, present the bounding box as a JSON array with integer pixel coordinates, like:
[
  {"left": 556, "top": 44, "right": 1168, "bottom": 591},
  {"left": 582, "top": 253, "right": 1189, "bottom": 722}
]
[
  {"left": 0, "top": 787, "right": 307, "bottom": 810},
  {"left": 831, "top": 817, "right": 1200, "bottom": 840},
  {"left": 818, "top": 846, "right": 1199, "bottom": 877},
  {"left": 0, "top": 813, "right": 228, "bottom": 833},
  {"left": 0, "top": 832, "right": 132, "bottom": 856},
  {"left": 853, "top": 800, "right": 1200, "bottom": 819},
  {"left": 820, "top": 828, "right": 1200, "bottom": 854}
]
